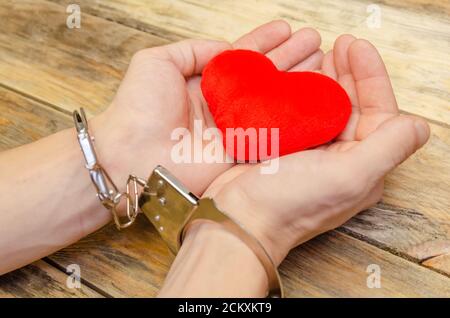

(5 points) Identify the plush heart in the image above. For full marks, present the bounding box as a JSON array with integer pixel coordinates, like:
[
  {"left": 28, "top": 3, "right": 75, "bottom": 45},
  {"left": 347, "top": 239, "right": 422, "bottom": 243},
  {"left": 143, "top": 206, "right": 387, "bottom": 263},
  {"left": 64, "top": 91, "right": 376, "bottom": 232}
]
[{"left": 201, "top": 49, "right": 351, "bottom": 161}]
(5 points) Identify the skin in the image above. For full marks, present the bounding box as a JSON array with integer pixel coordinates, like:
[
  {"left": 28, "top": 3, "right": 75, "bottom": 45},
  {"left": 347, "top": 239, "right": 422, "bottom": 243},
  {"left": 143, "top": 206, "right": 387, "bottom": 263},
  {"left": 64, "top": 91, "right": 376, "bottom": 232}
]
[
  {"left": 0, "top": 20, "right": 323, "bottom": 273},
  {"left": 0, "top": 21, "right": 429, "bottom": 298},
  {"left": 195, "top": 34, "right": 432, "bottom": 266},
  {"left": 160, "top": 26, "right": 430, "bottom": 296}
]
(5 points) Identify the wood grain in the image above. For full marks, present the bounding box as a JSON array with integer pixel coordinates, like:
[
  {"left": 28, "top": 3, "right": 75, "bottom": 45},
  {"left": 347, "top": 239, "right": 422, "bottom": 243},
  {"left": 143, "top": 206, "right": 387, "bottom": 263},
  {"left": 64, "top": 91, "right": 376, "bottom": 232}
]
[
  {"left": 50, "top": 0, "right": 450, "bottom": 124},
  {"left": 0, "top": 87, "right": 71, "bottom": 151},
  {"left": 0, "top": 260, "right": 101, "bottom": 297},
  {"left": 341, "top": 203, "right": 450, "bottom": 264},
  {"left": 0, "top": 0, "right": 168, "bottom": 117},
  {"left": 0, "top": 0, "right": 449, "bottom": 296},
  {"left": 282, "top": 231, "right": 450, "bottom": 297},
  {"left": 49, "top": 217, "right": 450, "bottom": 297},
  {"left": 378, "top": 0, "right": 450, "bottom": 16},
  {"left": 50, "top": 216, "right": 174, "bottom": 297},
  {"left": 423, "top": 253, "right": 450, "bottom": 275}
]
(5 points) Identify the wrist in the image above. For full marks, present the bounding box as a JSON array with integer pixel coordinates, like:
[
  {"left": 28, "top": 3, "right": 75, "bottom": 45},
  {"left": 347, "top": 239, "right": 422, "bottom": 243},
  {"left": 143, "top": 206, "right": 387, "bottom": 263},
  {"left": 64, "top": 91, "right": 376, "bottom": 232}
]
[
  {"left": 89, "top": 110, "right": 134, "bottom": 187},
  {"left": 212, "top": 187, "right": 291, "bottom": 266},
  {"left": 159, "top": 221, "right": 268, "bottom": 297},
  {"left": 78, "top": 110, "right": 145, "bottom": 219}
]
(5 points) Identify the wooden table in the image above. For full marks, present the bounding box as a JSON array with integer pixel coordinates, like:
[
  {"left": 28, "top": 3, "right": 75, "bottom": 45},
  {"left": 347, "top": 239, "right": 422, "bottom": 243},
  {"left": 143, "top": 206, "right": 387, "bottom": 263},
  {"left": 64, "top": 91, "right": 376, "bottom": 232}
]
[{"left": 0, "top": 0, "right": 449, "bottom": 297}]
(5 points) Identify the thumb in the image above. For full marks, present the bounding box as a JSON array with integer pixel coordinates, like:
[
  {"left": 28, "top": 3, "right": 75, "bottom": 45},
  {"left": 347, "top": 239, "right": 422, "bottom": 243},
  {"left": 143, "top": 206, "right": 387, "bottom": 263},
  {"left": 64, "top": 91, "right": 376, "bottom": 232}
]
[
  {"left": 350, "top": 115, "right": 430, "bottom": 177},
  {"left": 145, "top": 39, "right": 231, "bottom": 77}
]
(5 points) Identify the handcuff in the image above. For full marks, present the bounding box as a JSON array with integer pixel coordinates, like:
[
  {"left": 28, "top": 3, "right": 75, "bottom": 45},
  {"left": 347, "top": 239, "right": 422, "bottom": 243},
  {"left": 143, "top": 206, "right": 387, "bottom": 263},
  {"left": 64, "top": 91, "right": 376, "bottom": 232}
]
[{"left": 73, "top": 108, "right": 283, "bottom": 298}]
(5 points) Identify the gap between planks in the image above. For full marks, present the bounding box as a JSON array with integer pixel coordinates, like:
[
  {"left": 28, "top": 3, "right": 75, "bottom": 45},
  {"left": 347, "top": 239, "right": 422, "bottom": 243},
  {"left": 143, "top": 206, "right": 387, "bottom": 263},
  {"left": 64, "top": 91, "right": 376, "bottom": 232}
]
[
  {"left": 337, "top": 225, "right": 450, "bottom": 279},
  {"left": 0, "top": 82, "right": 73, "bottom": 117},
  {"left": 43, "top": 257, "right": 113, "bottom": 298}
]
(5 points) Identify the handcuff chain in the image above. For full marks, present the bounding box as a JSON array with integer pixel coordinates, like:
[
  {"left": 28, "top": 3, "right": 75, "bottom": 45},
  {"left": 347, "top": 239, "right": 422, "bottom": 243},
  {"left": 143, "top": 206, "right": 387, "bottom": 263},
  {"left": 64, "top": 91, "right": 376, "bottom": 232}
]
[
  {"left": 73, "top": 108, "right": 148, "bottom": 230},
  {"left": 93, "top": 165, "right": 147, "bottom": 230}
]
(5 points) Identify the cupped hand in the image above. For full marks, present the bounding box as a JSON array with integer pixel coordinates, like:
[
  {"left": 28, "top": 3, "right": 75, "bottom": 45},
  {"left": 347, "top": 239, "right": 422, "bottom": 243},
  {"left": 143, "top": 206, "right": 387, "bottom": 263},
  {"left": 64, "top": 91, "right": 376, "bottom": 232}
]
[
  {"left": 201, "top": 36, "right": 430, "bottom": 265},
  {"left": 91, "top": 21, "right": 323, "bottom": 195}
]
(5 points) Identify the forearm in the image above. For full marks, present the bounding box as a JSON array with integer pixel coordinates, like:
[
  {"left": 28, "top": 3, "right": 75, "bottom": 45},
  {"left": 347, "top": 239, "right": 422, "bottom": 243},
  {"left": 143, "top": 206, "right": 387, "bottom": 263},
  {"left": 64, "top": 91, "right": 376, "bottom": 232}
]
[
  {"left": 158, "top": 222, "right": 268, "bottom": 298},
  {"left": 0, "top": 119, "right": 113, "bottom": 274}
]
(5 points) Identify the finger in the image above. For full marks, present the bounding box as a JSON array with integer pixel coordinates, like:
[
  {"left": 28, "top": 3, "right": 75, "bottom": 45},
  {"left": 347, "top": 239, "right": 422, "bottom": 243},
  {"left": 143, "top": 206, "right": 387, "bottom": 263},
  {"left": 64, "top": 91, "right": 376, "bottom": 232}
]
[
  {"left": 232, "top": 20, "right": 291, "bottom": 53},
  {"left": 333, "top": 34, "right": 360, "bottom": 141},
  {"left": 288, "top": 49, "right": 324, "bottom": 72},
  {"left": 348, "top": 39, "right": 399, "bottom": 115},
  {"left": 321, "top": 50, "right": 337, "bottom": 80},
  {"left": 333, "top": 34, "right": 358, "bottom": 106},
  {"left": 350, "top": 115, "right": 430, "bottom": 178},
  {"left": 266, "top": 28, "right": 322, "bottom": 70},
  {"left": 143, "top": 39, "right": 231, "bottom": 77}
]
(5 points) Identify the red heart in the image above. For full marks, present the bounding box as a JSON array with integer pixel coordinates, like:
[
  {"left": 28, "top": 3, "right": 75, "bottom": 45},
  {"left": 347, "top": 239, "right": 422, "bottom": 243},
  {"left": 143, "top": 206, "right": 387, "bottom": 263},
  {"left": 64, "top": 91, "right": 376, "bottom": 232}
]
[{"left": 201, "top": 49, "right": 351, "bottom": 161}]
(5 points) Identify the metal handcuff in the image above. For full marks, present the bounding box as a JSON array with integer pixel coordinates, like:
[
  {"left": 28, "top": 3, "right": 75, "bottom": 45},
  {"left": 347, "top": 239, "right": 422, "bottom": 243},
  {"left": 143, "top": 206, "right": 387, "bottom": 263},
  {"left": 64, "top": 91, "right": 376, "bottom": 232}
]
[{"left": 73, "top": 108, "right": 283, "bottom": 298}]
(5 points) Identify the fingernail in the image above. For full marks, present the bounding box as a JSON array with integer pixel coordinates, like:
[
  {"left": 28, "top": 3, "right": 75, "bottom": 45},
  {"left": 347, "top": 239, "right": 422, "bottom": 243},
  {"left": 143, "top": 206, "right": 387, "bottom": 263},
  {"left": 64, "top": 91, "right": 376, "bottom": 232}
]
[{"left": 414, "top": 119, "right": 430, "bottom": 146}]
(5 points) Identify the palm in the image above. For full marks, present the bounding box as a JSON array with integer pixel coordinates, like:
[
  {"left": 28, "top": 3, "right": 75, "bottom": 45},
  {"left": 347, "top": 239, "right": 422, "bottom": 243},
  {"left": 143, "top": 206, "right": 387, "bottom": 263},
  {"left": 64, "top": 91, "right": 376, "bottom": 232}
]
[
  {"left": 205, "top": 35, "right": 400, "bottom": 211},
  {"left": 200, "top": 35, "right": 411, "bottom": 263},
  {"left": 113, "top": 21, "right": 324, "bottom": 194},
  {"left": 114, "top": 23, "right": 397, "bottom": 198}
]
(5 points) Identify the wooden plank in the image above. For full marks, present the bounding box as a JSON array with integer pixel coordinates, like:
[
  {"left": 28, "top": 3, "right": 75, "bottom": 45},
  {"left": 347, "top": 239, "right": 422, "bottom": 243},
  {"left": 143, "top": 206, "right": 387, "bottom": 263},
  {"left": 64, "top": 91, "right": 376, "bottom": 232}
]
[
  {"left": 49, "top": 220, "right": 450, "bottom": 297},
  {"left": 281, "top": 231, "right": 450, "bottom": 297},
  {"left": 341, "top": 204, "right": 450, "bottom": 262},
  {"left": 0, "top": 0, "right": 169, "bottom": 117},
  {"left": 378, "top": 0, "right": 450, "bottom": 16},
  {"left": 423, "top": 254, "right": 450, "bottom": 275},
  {"left": 49, "top": 0, "right": 450, "bottom": 124},
  {"left": 0, "top": 260, "right": 101, "bottom": 297},
  {"left": 0, "top": 87, "right": 71, "bottom": 151},
  {"left": 50, "top": 215, "right": 173, "bottom": 297}
]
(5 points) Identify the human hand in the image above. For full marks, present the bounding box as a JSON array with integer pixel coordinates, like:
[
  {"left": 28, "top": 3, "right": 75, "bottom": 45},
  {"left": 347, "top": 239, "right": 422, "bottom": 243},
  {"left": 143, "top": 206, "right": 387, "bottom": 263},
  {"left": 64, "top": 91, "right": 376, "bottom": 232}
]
[
  {"left": 200, "top": 36, "right": 431, "bottom": 266},
  {"left": 90, "top": 21, "right": 323, "bottom": 195}
]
